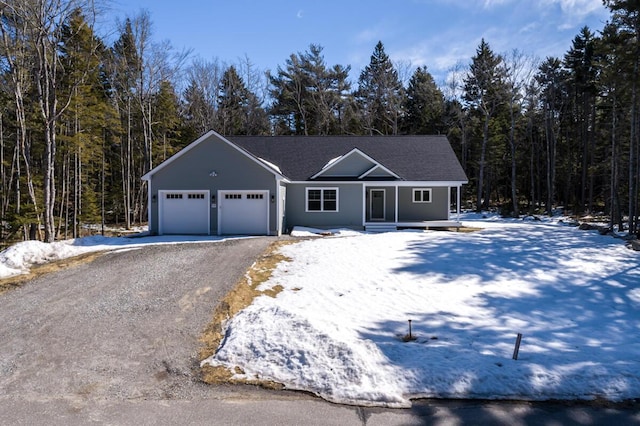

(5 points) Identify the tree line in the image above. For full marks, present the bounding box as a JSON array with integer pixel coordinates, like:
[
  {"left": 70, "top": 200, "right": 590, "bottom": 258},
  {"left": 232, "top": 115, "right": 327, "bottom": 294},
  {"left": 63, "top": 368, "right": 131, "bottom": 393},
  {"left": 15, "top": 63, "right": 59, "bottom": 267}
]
[{"left": 1, "top": 0, "right": 639, "bottom": 244}]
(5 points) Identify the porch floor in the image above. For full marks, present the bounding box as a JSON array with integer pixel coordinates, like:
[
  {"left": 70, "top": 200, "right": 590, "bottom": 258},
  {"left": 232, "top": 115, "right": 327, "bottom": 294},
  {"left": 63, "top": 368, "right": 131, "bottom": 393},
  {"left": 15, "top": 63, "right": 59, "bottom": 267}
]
[{"left": 365, "top": 220, "right": 463, "bottom": 232}]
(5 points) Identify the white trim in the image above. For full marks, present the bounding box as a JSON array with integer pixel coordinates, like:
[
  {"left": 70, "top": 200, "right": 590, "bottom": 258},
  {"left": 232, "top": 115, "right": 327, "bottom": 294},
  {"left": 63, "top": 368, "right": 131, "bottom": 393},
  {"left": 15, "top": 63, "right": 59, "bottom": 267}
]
[
  {"left": 358, "top": 164, "right": 400, "bottom": 180},
  {"left": 320, "top": 155, "right": 343, "bottom": 170},
  {"left": 369, "top": 189, "right": 386, "bottom": 221},
  {"left": 275, "top": 184, "right": 281, "bottom": 236},
  {"left": 305, "top": 187, "right": 339, "bottom": 212},
  {"left": 290, "top": 180, "right": 467, "bottom": 186},
  {"left": 257, "top": 157, "right": 282, "bottom": 174},
  {"left": 395, "top": 183, "right": 399, "bottom": 223},
  {"left": 361, "top": 185, "right": 366, "bottom": 226},
  {"left": 309, "top": 148, "right": 400, "bottom": 180},
  {"left": 412, "top": 188, "right": 433, "bottom": 203},
  {"left": 146, "top": 180, "right": 152, "bottom": 230},
  {"left": 141, "top": 130, "right": 285, "bottom": 181}
]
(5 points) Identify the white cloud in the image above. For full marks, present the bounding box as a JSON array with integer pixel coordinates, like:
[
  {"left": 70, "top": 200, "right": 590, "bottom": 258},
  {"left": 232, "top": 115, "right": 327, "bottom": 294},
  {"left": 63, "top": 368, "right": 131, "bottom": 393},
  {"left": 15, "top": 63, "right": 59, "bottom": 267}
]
[
  {"left": 482, "top": 0, "right": 514, "bottom": 8},
  {"left": 538, "top": 0, "right": 609, "bottom": 30}
]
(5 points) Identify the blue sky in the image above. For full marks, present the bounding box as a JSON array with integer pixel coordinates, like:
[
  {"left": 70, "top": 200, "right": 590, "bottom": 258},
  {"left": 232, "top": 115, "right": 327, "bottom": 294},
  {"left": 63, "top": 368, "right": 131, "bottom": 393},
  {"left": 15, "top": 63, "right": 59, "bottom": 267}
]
[{"left": 109, "top": 0, "right": 610, "bottom": 85}]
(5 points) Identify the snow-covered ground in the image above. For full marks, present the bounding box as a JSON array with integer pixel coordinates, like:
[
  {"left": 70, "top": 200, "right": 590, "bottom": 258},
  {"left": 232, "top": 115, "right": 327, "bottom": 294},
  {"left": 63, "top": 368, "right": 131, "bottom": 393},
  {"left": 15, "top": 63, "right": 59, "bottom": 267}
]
[
  {"left": 203, "top": 214, "right": 640, "bottom": 408},
  {"left": 0, "top": 232, "right": 243, "bottom": 279}
]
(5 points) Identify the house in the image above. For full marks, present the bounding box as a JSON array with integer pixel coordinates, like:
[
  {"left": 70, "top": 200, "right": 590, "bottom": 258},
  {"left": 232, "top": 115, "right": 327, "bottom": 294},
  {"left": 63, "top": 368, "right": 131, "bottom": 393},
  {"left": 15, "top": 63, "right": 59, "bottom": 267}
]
[{"left": 141, "top": 130, "right": 468, "bottom": 236}]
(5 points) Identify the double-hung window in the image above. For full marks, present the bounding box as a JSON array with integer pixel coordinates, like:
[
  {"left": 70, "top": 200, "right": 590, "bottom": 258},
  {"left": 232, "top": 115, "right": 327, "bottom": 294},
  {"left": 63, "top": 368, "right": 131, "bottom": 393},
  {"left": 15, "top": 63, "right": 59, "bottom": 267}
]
[
  {"left": 413, "top": 188, "right": 432, "bottom": 203},
  {"left": 306, "top": 188, "right": 338, "bottom": 212}
]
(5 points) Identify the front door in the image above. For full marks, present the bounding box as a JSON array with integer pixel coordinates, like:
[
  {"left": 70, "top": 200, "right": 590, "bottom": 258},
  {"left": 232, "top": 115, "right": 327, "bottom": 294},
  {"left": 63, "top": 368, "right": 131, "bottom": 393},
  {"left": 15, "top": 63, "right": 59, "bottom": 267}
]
[{"left": 370, "top": 189, "right": 385, "bottom": 221}]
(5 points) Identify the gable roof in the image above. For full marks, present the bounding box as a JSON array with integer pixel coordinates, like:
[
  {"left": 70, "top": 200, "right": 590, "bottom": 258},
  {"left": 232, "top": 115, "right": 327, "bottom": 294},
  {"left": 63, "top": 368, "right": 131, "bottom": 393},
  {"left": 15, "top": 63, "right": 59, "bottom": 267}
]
[
  {"left": 229, "top": 135, "right": 468, "bottom": 182},
  {"left": 141, "top": 130, "right": 285, "bottom": 181},
  {"left": 309, "top": 148, "right": 401, "bottom": 180}
]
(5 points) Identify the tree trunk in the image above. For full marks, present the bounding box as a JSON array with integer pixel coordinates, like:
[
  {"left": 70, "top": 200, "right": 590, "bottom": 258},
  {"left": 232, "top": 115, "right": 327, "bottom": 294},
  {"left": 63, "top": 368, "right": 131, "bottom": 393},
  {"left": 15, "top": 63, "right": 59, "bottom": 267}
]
[
  {"left": 545, "top": 106, "right": 557, "bottom": 216},
  {"left": 629, "top": 57, "right": 638, "bottom": 234},
  {"left": 510, "top": 103, "right": 519, "bottom": 217},
  {"left": 476, "top": 111, "right": 489, "bottom": 212}
]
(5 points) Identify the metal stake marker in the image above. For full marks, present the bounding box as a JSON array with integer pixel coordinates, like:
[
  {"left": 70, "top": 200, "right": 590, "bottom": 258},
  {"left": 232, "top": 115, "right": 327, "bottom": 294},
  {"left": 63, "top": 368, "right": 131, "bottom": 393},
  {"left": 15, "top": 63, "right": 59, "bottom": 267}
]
[
  {"left": 408, "top": 319, "right": 413, "bottom": 340},
  {"left": 512, "top": 333, "right": 523, "bottom": 360}
]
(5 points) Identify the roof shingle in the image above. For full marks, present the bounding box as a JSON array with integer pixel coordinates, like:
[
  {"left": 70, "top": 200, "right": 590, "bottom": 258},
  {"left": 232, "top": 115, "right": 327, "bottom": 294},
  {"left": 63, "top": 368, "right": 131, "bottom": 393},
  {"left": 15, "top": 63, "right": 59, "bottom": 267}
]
[{"left": 228, "top": 135, "right": 468, "bottom": 182}]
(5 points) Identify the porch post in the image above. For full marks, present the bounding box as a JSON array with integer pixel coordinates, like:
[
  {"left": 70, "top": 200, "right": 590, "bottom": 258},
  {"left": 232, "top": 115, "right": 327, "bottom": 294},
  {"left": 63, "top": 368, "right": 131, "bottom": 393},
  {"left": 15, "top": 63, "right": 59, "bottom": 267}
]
[
  {"left": 275, "top": 180, "right": 281, "bottom": 236},
  {"left": 362, "top": 184, "right": 366, "bottom": 227},
  {"left": 395, "top": 184, "right": 399, "bottom": 223},
  {"left": 457, "top": 185, "right": 461, "bottom": 220}
]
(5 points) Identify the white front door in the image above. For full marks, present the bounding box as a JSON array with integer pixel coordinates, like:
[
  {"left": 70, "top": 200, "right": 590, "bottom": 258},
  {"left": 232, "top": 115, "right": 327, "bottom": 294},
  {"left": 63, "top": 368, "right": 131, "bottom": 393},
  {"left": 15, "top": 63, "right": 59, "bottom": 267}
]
[{"left": 218, "top": 190, "right": 269, "bottom": 235}]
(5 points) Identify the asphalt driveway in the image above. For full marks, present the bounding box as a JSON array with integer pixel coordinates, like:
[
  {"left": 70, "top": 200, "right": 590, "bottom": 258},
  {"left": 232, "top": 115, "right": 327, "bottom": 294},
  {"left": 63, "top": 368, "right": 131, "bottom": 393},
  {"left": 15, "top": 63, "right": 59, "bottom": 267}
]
[{"left": 0, "top": 238, "right": 274, "bottom": 404}]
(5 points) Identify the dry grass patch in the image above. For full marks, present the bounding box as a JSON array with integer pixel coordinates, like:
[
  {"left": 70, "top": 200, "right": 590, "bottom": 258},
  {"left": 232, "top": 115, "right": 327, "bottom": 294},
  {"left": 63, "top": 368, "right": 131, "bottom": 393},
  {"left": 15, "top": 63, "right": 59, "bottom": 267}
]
[
  {"left": 0, "top": 251, "right": 104, "bottom": 296},
  {"left": 199, "top": 239, "right": 296, "bottom": 386},
  {"left": 431, "top": 226, "right": 482, "bottom": 233}
]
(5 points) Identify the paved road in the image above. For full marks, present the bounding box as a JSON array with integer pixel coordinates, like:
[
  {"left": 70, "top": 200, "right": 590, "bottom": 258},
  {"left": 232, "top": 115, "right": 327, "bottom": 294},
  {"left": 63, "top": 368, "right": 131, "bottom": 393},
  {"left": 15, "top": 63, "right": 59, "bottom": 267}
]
[{"left": 1, "top": 238, "right": 639, "bottom": 425}]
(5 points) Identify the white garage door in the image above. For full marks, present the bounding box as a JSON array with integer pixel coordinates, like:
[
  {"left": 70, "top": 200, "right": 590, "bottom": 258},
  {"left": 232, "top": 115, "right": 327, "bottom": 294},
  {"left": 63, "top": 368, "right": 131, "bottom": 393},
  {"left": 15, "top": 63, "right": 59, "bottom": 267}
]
[
  {"left": 159, "top": 190, "right": 210, "bottom": 235},
  {"left": 219, "top": 190, "right": 269, "bottom": 235}
]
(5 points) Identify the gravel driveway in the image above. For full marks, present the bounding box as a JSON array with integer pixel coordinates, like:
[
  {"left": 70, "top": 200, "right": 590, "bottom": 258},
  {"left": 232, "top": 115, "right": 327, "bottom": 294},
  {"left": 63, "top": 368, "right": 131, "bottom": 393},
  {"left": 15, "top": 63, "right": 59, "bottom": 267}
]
[{"left": 0, "top": 238, "right": 273, "bottom": 406}]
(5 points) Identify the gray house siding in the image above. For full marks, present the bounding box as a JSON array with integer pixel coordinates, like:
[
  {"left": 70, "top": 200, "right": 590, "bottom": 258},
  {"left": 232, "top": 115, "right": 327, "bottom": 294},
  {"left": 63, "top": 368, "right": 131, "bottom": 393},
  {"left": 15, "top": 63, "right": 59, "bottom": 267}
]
[
  {"left": 319, "top": 153, "right": 374, "bottom": 177},
  {"left": 148, "top": 135, "right": 279, "bottom": 235},
  {"left": 397, "top": 186, "right": 449, "bottom": 222},
  {"left": 285, "top": 183, "right": 363, "bottom": 230}
]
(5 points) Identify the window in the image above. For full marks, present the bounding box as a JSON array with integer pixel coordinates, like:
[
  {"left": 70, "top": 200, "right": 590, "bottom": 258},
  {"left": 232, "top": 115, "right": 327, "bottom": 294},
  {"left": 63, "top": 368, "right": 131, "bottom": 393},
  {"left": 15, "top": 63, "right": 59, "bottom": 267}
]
[
  {"left": 225, "top": 193, "right": 242, "bottom": 199},
  {"left": 246, "top": 193, "right": 264, "bottom": 200},
  {"left": 413, "top": 188, "right": 432, "bottom": 203},
  {"left": 306, "top": 188, "right": 338, "bottom": 212},
  {"left": 188, "top": 193, "right": 205, "bottom": 199},
  {"left": 166, "top": 193, "right": 183, "bottom": 199}
]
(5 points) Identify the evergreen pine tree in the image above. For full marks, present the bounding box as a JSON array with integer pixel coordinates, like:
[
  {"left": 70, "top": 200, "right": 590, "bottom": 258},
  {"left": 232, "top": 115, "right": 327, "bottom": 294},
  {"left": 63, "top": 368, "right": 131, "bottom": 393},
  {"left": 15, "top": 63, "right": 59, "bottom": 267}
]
[
  {"left": 402, "top": 66, "right": 445, "bottom": 134},
  {"left": 356, "top": 41, "right": 404, "bottom": 135},
  {"left": 464, "top": 39, "right": 507, "bottom": 211}
]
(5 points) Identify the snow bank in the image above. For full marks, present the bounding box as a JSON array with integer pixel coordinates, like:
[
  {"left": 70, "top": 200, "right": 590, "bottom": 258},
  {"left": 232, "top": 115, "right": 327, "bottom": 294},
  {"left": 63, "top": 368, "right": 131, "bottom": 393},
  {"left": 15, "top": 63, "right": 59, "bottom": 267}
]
[
  {"left": 0, "top": 233, "right": 246, "bottom": 279},
  {"left": 290, "top": 226, "right": 363, "bottom": 237},
  {"left": 210, "top": 303, "right": 408, "bottom": 407}
]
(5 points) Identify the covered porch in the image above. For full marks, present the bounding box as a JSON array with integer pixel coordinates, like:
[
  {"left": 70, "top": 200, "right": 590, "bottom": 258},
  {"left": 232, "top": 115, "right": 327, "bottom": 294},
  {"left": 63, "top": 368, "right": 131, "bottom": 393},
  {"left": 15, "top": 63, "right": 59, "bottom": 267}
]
[{"left": 362, "top": 183, "right": 464, "bottom": 232}]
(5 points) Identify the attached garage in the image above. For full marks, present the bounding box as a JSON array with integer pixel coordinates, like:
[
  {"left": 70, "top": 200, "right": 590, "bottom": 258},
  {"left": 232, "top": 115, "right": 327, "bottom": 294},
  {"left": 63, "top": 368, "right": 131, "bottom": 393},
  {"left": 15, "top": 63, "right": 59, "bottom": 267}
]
[
  {"left": 159, "top": 190, "right": 210, "bottom": 235},
  {"left": 218, "top": 190, "right": 269, "bottom": 235}
]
